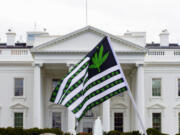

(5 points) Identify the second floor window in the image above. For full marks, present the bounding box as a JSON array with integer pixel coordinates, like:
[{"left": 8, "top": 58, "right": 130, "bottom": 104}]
[
  {"left": 14, "top": 78, "right": 24, "bottom": 96},
  {"left": 84, "top": 110, "right": 94, "bottom": 117},
  {"left": 152, "top": 78, "right": 161, "bottom": 96},
  {"left": 178, "top": 79, "right": 180, "bottom": 96}
]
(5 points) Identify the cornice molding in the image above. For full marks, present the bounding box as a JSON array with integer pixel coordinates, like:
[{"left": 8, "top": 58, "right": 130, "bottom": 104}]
[{"left": 31, "top": 50, "right": 146, "bottom": 55}]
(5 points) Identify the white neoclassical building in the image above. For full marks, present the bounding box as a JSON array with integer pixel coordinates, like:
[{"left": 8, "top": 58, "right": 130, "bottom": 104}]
[{"left": 0, "top": 26, "right": 180, "bottom": 135}]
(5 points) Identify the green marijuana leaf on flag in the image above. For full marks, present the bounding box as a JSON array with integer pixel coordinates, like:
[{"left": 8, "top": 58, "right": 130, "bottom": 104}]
[{"left": 89, "top": 45, "right": 109, "bottom": 72}]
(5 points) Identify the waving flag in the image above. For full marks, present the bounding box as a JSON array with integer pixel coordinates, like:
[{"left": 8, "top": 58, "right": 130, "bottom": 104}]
[{"left": 50, "top": 36, "right": 128, "bottom": 121}]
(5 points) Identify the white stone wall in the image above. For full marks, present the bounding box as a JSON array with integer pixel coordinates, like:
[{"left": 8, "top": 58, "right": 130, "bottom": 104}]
[
  {"left": 144, "top": 65, "right": 180, "bottom": 135},
  {"left": 0, "top": 65, "right": 34, "bottom": 128}
]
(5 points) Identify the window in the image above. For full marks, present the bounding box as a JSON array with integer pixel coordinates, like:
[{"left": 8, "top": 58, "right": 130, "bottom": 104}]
[
  {"left": 52, "top": 79, "right": 60, "bottom": 90},
  {"left": 114, "top": 113, "right": 123, "bottom": 132},
  {"left": 152, "top": 113, "right": 161, "bottom": 132},
  {"left": 14, "top": 78, "right": 24, "bottom": 96},
  {"left": 83, "top": 110, "right": 94, "bottom": 133},
  {"left": 84, "top": 110, "right": 94, "bottom": 117},
  {"left": 52, "top": 112, "right": 61, "bottom": 129},
  {"left": 83, "top": 121, "right": 93, "bottom": 133},
  {"left": 152, "top": 79, "right": 161, "bottom": 96},
  {"left": 14, "top": 112, "right": 23, "bottom": 128},
  {"left": 178, "top": 79, "right": 180, "bottom": 96}
]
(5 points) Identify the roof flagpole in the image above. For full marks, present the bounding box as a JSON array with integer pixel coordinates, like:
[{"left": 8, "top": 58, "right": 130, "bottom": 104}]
[{"left": 86, "top": 0, "right": 88, "bottom": 26}]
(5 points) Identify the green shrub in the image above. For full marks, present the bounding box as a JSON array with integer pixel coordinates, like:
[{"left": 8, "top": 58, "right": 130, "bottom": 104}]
[
  {"left": 146, "top": 128, "right": 168, "bottom": 135},
  {"left": 0, "top": 127, "right": 64, "bottom": 135},
  {"left": 76, "top": 132, "right": 92, "bottom": 135},
  {"left": 107, "top": 130, "right": 121, "bottom": 135},
  {"left": 106, "top": 130, "right": 141, "bottom": 135},
  {"left": 0, "top": 128, "right": 7, "bottom": 135},
  {"left": 124, "top": 131, "right": 141, "bottom": 135},
  {"left": 6, "top": 127, "right": 25, "bottom": 135},
  {"left": 64, "top": 133, "right": 72, "bottom": 135}
]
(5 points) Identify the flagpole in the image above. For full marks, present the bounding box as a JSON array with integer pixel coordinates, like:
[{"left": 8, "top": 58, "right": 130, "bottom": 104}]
[
  {"left": 107, "top": 36, "right": 147, "bottom": 135},
  {"left": 85, "top": 0, "right": 88, "bottom": 25},
  {"left": 127, "top": 89, "right": 147, "bottom": 135}
]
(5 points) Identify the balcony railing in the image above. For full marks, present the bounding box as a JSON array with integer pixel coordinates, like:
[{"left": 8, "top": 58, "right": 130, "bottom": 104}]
[
  {"left": 148, "top": 51, "right": 165, "bottom": 56},
  {"left": 147, "top": 50, "right": 180, "bottom": 56},
  {"left": 11, "top": 49, "right": 28, "bottom": 55},
  {"left": 0, "top": 49, "right": 29, "bottom": 56},
  {"left": 0, "top": 49, "right": 33, "bottom": 62}
]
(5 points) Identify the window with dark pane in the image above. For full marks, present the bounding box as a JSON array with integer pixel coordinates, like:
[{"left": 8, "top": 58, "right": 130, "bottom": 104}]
[
  {"left": 14, "top": 112, "right": 23, "bottom": 128},
  {"left": 52, "top": 79, "right": 60, "bottom": 90},
  {"left": 178, "top": 79, "right": 180, "bottom": 96},
  {"left": 52, "top": 112, "right": 61, "bottom": 129},
  {"left": 84, "top": 110, "right": 94, "bottom": 117},
  {"left": 152, "top": 78, "right": 161, "bottom": 96},
  {"left": 15, "top": 78, "right": 24, "bottom": 96},
  {"left": 152, "top": 113, "right": 161, "bottom": 132},
  {"left": 83, "top": 121, "right": 93, "bottom": 133},
  {"left": 114, "top": 113, "right": 123, "bottom": 132}
]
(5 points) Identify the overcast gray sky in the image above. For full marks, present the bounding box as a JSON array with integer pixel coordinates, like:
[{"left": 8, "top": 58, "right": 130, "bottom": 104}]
[{"left": 0, "top": 0, "right": 180, "bottom": 43}]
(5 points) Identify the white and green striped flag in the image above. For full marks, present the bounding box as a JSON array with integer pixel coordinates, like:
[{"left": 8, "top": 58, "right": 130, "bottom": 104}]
[{"left": 50, "top": 36, "right": 128, "bottom": 121}]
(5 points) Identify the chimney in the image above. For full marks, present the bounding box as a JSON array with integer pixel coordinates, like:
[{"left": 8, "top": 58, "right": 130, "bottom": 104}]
[
  {"left": 6, "top": 29, "right": 16, "bottom": 46},
  {"left": 159, "top": 29, "right": 169, "bottom": 46}
]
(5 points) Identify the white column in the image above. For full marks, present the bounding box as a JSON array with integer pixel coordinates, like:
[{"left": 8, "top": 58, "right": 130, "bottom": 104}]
[
  {"left": 135, "top": 63, "right": 145, "bottom": 132},
  {"left": 67, "top": 110, "right": 76, "bottom": 135},
  {"left": 102, "top": 99, "right": 111, "bottom": 132},
  {"left": 67, "top": 63, "right": 76, "bottom": 135},
  {"left": 33, "top": 63, "right": 43, "bottom": 128}
]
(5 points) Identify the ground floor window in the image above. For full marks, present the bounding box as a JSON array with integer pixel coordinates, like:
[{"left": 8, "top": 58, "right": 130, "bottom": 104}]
[
  {"left": 52, "top": 112, "right": 61, "bottom": 129},
  {"left": 114, "top": 113, "right": 123, "bottom": 132},
  {"left": 14, "top": 112, "right": 23, "bottom": 128},
  {"left": 83, "top": 121, "right": 93, "bottom": 133},
  {"left": 82, "top": 110, "right": 94, "bottom": 133},
  {"left": 152, "top": 113, "right": 161, "bottom": 132}
]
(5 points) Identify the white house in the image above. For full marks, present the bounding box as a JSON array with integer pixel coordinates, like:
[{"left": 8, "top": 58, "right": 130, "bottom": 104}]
[{"left": 0, "top": 26, "right": 180, "bottom": 135}]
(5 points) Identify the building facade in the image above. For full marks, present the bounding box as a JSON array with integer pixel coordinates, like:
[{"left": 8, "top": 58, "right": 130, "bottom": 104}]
[{"left": 0, "top": 26, "right": 180, "bottom": 135}]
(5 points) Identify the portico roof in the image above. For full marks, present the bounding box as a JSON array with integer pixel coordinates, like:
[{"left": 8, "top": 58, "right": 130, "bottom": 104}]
[{"left": 31, "top": 26, "right": 147, "bottom": 54}]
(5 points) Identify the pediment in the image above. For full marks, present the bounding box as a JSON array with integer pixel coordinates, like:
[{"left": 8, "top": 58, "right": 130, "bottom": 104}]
[
  {"left": 31, "top": 26, "right": 146, "bottom": 54},
  {"left": 48, "top": 103, "right": 66, "bottom": 109},
  {"left": 111, "top": 103, "right": 128, "bottom": 109},
  {"left": 10, "top": 103, "right": 28, "bottom": 109},
  {"left": 147, "top": 103, "right": 166, "bottom": 109}
]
